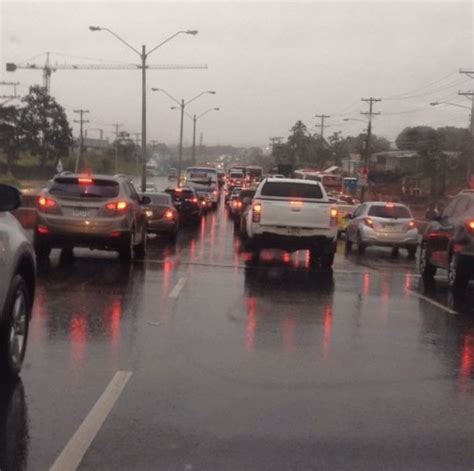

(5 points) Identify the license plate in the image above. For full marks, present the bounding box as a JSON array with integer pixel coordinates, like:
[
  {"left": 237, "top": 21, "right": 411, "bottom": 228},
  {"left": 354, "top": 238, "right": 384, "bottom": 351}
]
[
  {"left": 73, "top": 208, "right": 89, "bottom": 218},
  {"left": 288, "top": 227, "right": 301, "bottom": 235}
]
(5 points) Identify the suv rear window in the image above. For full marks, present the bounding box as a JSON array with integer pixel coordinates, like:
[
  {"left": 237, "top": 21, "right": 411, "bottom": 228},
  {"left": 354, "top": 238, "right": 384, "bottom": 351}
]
[
  {"left": 49, "top": 177, "right": 119, "bottom": 198},
  {"left": 368, "top": 205, "right": 411, "bottom": 219},
  {"left": 261, "top": 182, "right": 323, "bottom": 199}
]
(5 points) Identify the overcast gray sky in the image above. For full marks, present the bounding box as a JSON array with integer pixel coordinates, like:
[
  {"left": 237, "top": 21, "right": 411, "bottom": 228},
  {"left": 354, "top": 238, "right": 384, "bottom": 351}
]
[{"left": 1, "top": 1, "right": 472, "bottom": 147}]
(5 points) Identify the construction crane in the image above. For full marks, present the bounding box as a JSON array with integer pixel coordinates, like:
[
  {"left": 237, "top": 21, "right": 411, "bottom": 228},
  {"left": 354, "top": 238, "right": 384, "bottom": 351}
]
[{"left": 6, "top": 52, "right": 208, "bottom": 94}]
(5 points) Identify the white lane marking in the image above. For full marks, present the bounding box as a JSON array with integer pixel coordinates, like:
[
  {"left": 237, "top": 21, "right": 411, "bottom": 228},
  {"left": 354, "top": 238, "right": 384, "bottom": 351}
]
[
  {"left": 407, "top": 289, "right": 457, "bottom": 315},
  {"left": 169, "top": 277, "right": 187, "bottom": 299},
  {"left": 50, "top": 370, "right": 132, "bottom": 471}
]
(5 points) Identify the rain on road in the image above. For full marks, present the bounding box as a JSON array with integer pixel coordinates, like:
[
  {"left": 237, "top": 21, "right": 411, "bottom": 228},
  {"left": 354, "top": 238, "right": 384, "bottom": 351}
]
[{"left": 2, "top": 181, "right": 474, "bottom": 471}]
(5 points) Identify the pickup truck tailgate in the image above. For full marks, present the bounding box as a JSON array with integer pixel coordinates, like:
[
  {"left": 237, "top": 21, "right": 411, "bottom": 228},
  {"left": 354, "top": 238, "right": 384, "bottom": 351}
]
[{"left": 259, "top": 199, "right": 330, "bottom": 228}]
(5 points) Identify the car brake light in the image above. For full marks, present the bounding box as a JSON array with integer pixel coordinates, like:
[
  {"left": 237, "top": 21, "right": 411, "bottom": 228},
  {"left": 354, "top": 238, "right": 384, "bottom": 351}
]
[
  {"left": 252, "top": 203, "right": 262, "bottom": 223},
  {"left": 408, "top": 220, "right": 416, "bottom": 229},
  {"left": 37, "top": 196, "right": 57, "bottom": 211},
  {"left": 78, "top": 177, "right": 93, "bottom": 184},
  {"left": 386, "top": 202, "right": 394, "bottom": 208},
  {"left": 465, "top": 220, "right": 474, "bottom": 233},
  {"left": 330, "top": 207, "right": 338, "bottom": 226},
  {"left": 164, "top": 209, "right": 174, "bottom": 220},
  {"left": 213, "top": 190, "right": 218, "bottom": 196},
  {"left": 192, "top": 197, "right": 198, "bottom": 204},
  {"left": 364, "top": 217, "right": 374, "bottom": 227},
  {"left": 290, "top": 200, "right": 303, "bottom": 206},
  {"left": 37, "top": 225, "right": 49, "bottom": 234},
  {"left": 105, "top": 200, "right": 128, "bottom": 212}
]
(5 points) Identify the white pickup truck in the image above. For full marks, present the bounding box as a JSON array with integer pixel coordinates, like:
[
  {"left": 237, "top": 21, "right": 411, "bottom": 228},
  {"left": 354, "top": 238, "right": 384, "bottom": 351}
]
[{"left": 242, "top": 178, "right": 338, "bottom": 268}]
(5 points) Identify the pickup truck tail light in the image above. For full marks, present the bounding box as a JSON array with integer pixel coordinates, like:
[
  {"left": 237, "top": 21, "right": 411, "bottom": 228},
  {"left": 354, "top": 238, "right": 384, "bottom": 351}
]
[
  {"left": 252, "top": 203, "right": 262, "bottom": 223},
  {"left": 363, "top": 217, "right": 374, "bottom": 228},
  {"left": 330, "top": 207, "right": 338, "bottom": 226},
  {"left": 465, "top": 219, "right": 474, "bottom": 234}
]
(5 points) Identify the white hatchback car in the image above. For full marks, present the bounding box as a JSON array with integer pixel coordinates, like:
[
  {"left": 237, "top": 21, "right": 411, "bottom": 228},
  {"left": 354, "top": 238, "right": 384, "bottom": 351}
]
[
  {"left": 345, "top": 201, "right": 418, "bottom": 257},
  {"left": 0, "top": 185, "right": 36, "bottom": 378}
]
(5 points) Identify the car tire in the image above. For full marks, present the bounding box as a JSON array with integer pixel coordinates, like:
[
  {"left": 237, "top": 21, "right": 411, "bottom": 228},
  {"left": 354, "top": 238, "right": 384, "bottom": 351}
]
[
  {"left": 448, "top": 253, "right": 470, "bottom": 290},
  {"left": 0, "top": 275, "right": 31, "bottom": 379},
  {"left": 33, "top": 232, "right": 51, "bottom": 259},
  {"left": 419, "top": 243, "right": 436, "bottom": 280},
  {"left": 407, "top": 246, "right": 417, "bottom": 259},
  {"left": 345, "top": 237, "right": 352, "bottom": 254},
  {"left": 119, "top": 231, "right": 134, "bottom": 261},
  {"left": 134, "top": 226, "right": 147, "bottom": 258},
  {"left": 320, "top": 253, "right": 335, "bottom": 270},
  {"left": 357, "top": 233, "right": 366, "bottom": 255}
]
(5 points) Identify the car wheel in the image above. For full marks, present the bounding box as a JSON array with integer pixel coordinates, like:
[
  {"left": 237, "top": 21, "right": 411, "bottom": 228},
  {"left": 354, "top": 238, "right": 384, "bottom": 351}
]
[
  {"left": 33, "top": 232, "right": 51, "bottom": 259},
  {"left": 448, "top": 253, "right": 470, "bottom": 290},
  {"left": 0, "top": 275, "right": 31, "bottom": 379},
  {"left": 320, "top": 253, "right": 335, "bottom": 270},
  {"left": 345, "top": 237, "right": 352, "bottom": 254},
  {"left": 419, "top": 243, "right": 436, "bottom": 280},
  {"left": 134, "top": 226, "right": 147, "bottom": 258},
  {"left": 119, "top": 231, "right": 135, "bottom": 261},
  {"left": 407, "top": 246, "right": 417, "bottom": 259},
  {"left": 357, "top": 232, "right": 366, "bottom": 255}
]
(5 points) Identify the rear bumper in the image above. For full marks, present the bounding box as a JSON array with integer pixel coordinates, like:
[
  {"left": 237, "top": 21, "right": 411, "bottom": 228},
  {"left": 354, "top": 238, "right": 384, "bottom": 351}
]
[
  {"left": 360, "top": 231, "right": 418, "bottom": 248},
  {"left": 146, "top": 219, "right": 177, "bottom": 234},
  {"left": 34, "top": 228, "right": 129, "bottom": 250},
  {"left": 247, "top": 233, "right": 337, "bottom": 253}
]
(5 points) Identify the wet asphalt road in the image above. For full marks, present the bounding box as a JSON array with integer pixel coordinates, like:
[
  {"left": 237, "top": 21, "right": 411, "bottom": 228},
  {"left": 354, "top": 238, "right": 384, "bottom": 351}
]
[{"left": 2, "top": 180, "right": 474, "bottom": 471}]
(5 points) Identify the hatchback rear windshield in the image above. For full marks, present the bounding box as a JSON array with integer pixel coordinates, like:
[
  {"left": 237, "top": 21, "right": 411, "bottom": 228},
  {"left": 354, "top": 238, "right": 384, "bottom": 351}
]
[
  {"left": 261, "top": 182, "right": 323, "bottom": 199},
  {"left": 49, "top": 178, "right": 119, "bottom": 198},
  {"left": 145, "top": 194, "right": 170, "bottom": 205},
  {"left": 368, "top": 205, "right": 411, "bottom": 219},
  {"left": 230, "top": 172, "right": 244, "bottom": 178}
]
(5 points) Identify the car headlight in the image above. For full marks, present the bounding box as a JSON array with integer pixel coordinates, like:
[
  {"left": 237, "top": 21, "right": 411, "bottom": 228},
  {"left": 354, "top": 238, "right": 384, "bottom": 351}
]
[{"left": 145, "top": 210, "right": 154, "bottom": 218}]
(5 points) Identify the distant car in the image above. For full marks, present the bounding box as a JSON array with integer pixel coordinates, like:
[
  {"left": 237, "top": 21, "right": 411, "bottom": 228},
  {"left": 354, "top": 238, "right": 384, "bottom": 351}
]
[
  {"left": 168, "top": 168, "right": 178, "bottom": 180},
  {"left": 196, "top": 191, "right": 212, "bottom": 212},
  {"left": 164, "top": 187, "right": 202, "bottom": 224},
  {"left": 227, "top": 170, "right": 245, "bottom": 189},
  {"left": 336, "top": 201, "right": 359, "bottom": 235},
  {"left": 345, "top": 202, "right": 418, "bottom": 257},
  {"left": 226, "top": 187, "right": 242, "bottom": 207},
  {"left": 145, "top": 183, "right": 158, "bottom": 193},
  {"left": 34, "top": 173, "right": 149, "bottom": 260},
  {"left": 0, "top": 185, "right": 36, "bottom": 378},
  {"left": 420, "top": 191, "right": 474, "bottom": 289},
  {"left": 231, "top": 189, "right": 256, "bottom": 228},
  {"left": 141, "top": 192, "right": 179, "bottom": 241}
]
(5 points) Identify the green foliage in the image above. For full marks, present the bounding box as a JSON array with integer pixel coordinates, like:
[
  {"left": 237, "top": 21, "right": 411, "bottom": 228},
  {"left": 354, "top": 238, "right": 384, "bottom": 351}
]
[
  {"left": 0, "top": 173, "right": 21, "bottom": 188},
  {"left": 20, "top": 85, "right": 73, "bottom": 167},
  {"left": 0, "top": 105, "right": 23, "bottom": 171}
]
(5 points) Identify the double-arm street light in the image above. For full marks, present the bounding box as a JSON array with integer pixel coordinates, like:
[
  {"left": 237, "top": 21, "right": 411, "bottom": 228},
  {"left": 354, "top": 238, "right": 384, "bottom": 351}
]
[
  {"left": 430, "top": 101, "right": 471, "bottom": 110},
  {"left": 152, "top": 88, "right": 216, "bottom": 184},
  {"left": 171, "top": 107, "right": 220, "bottom": 165},
  {"left": 89, "top": 26, "right": 198, "bottom": 191}
]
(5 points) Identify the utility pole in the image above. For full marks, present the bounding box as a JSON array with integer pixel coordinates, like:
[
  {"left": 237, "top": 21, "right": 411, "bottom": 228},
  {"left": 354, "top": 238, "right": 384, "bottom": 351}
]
[
  {"left": 112, "top": 123, "right": 122, "bottom": 172},
  {"left": 73, "top": 109, "right": 89, "bottom": 173},
  {"left": 315, "top": 114, "right": 330, "bottom": 140},
  {"left": 459, "top": 69, "right": 474, "bottom": 188},
  {"left": 360, "top": 98, "right": 381, "bottom": 202}
]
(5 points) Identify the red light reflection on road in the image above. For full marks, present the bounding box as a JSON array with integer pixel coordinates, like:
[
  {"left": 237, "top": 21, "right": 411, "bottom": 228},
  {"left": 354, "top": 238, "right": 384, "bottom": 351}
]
[
  {"left": 109, "top": 298, "right": 122, "bottom": 346},
  {"left": 283, "top": 252, "right": 291, "bottom": 264},
  {"left": 190, "top": 237, "right": 196, "bottom": 260},
  {"left": 404, "top": 273, "right": 412, "bottom": 291},
  {"left": 459, "top": 333, "right": 474, "bottom": 395},
  {"left": 282, "top": 314, "right": 295, "bottom": 354},
  {"left": 363, "top": 273, "right": 370, "bottom": 296},
  {"left": 322, "top": 304, "right": 333, "bottom": 357},
  {"left": 305, "top": 250, "right": 310, "bottom": 269},
  {"left": 245, "top": 296, "right": 257, "bottom": 353},
  {"left": 71, "top": 314, "right": 87, "bottom": 367}
]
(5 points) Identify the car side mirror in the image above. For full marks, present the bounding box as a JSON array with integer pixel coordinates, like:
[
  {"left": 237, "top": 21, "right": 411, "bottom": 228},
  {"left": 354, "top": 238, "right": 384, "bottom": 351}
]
[
  {"left": 141, "top": 196, "right": 151, "bottom": 205},
  {"left": 0, "top": 184, "right": 21, "bottom": 212}
]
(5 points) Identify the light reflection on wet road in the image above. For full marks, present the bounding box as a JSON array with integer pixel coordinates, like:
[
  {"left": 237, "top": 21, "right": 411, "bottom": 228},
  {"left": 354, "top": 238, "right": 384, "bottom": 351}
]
[{"left": 1, "top": 182, "right": 474, "bottom": 470}]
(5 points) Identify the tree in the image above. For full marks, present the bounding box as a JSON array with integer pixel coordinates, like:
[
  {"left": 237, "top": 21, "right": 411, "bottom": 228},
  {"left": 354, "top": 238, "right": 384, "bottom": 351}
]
[
  {"left": 21, "top": 86, "right": 73, "bottom": 167},
  {"left": 287, "top": 121, "right": 316, "bottom": 167},
  {"left": 0, "top": 105, "right": 23, "bottom": 172}
]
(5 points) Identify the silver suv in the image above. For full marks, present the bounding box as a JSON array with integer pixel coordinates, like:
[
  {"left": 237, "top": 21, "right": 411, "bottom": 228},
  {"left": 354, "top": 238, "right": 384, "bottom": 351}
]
[
  {"left": 34, "top": 174, "right": 149, "bottom": 260},
  {"left": 0, "top": 185, "right": 36, "bottom": 378}
]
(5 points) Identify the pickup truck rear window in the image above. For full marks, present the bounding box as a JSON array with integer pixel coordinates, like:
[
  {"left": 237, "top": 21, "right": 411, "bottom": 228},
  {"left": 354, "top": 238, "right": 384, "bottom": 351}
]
[{"left": 260, "top": 182, "right": 323, "bottom": 199}]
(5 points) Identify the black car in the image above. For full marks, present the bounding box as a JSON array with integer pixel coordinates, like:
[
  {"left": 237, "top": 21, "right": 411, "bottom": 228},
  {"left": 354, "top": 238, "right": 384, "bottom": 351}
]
[
  {"left": 140, "top": 192, "right": 179, "bottom": 241},
  {"left": 420, "top": 190, "right": 474, "bottom": 289},
  {"left": 164, "top": 187, "right": 202, "bottom": 224},
  {"left": 232, "top": 189, "right": 256, "bottom": 228}
]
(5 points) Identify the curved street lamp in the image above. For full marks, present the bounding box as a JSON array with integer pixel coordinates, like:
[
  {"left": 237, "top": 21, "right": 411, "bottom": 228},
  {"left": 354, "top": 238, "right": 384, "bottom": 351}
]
[
  {"left": 89, "top": 26, "right": 198, "bottom": 191},
  {"left": 152, "top": 88, "right": 216, "bottom": 183}
]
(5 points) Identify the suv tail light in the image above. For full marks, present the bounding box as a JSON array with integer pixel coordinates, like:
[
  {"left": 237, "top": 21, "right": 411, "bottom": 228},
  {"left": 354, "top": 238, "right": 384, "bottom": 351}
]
[
  {"left": 105, "top": 200, "right": 129, "bottom": 213},
  {"left": 465, "top": 219, "right": 474, "bottom": 233},
  {"left": 407, "top": 220, "right": 416, "bottom": 230},
  {"left": 330, "top": 207, "right": 338, "bottom": 226},
  {"left": 252, "top": 203, "right": 262, "bottom": 223},
  {"left": 37, "top": 195, "right": 58, "bottom": 212},
  {"left": 164, "top": 209, "right": 174, "bottom": 220}
]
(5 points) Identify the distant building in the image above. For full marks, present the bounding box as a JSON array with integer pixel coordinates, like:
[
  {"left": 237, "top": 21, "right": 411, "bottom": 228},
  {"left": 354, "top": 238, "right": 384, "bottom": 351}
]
[
  {"left": 83, "top": 137, "right": 110, "bottom": 150},
  {"left": 341, "top": 153, "right": 362, "bottom": 175},
  {"left": 369, "top": 150, "right": 418, "bottom": 173}
]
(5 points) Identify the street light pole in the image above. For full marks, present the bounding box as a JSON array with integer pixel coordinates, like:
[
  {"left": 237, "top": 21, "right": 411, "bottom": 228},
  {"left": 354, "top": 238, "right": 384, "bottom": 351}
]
[
  {"left": 89, "top": 26, "right": 198, "bottom": 191},
  {"left": 192, "top": 114, "right": 197, "bottom": 165},
  {"left": 178, "top": 99, "right": 185, "bottom": 185}
]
